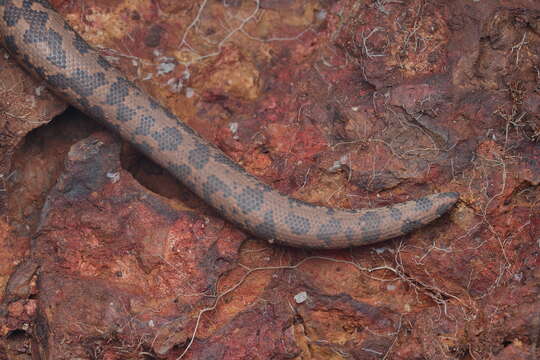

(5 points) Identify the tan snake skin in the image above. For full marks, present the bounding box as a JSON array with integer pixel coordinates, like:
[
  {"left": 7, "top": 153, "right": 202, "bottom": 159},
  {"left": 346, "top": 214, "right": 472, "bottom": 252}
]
[{"left": 0, "top": 0, "right": 458, "bottom": 249}]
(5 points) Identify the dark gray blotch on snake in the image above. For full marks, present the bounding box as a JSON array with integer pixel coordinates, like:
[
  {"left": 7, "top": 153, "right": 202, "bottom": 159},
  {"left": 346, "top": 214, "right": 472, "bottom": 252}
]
[
  {"left": 233, "top": 186, "right": 263, "bottom": 214},
  {"left": 151, "top": 126, "right": 182, "bottom": 151},
  {"left": 284, "top": 213, "right": 311, "bottom": 235},
  {"left": 188, "top": 142, "right": 211, "bottom": 170},
  {"left": 135, "top": 114, "right": 156, "bottom": 135}
]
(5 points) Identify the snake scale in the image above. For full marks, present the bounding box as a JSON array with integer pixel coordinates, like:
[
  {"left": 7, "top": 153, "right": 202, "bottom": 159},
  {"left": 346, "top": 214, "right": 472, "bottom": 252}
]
[{"left": 0, "top": 0, "right": 458, "bottom": 249}]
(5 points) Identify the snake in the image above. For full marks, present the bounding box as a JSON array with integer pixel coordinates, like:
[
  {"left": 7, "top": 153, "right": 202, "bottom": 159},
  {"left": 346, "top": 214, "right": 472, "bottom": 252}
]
[{"left": 0, "top": 0, "right": 458, "bottom": 249}]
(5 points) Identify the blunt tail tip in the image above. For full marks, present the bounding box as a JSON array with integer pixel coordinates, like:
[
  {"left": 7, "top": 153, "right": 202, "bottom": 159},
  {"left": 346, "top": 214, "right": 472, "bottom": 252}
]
[{"left": 434, "top": 191, "right": 460, "bottom": 215}]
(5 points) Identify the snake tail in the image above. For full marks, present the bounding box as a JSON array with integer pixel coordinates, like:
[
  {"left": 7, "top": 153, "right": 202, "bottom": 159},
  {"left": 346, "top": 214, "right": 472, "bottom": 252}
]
[{"left": 0, "top": 0, "right": 459, "bottom": 249}]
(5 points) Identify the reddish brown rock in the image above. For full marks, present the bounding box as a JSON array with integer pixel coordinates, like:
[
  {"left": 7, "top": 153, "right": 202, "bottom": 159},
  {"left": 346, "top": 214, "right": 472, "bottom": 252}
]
[{"left": 1, "top": 0, "right": 539, "bottom": 359}]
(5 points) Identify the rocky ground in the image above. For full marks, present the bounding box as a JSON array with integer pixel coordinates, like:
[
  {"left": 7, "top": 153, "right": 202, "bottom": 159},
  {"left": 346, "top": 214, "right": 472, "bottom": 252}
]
[{"left": 0, "top": 0, "right": 539, "bottom": 359}]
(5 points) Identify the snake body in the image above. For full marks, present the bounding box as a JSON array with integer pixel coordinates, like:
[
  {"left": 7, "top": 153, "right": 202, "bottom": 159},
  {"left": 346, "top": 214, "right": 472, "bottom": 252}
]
[{"left": 0, "top": 0, "right": 458, "bottom": 249}]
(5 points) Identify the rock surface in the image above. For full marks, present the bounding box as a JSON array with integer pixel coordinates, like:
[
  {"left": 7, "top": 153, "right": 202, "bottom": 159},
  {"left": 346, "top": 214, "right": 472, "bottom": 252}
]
[{"left": 0, "top": 0, "right": 539, "bottom": 359}]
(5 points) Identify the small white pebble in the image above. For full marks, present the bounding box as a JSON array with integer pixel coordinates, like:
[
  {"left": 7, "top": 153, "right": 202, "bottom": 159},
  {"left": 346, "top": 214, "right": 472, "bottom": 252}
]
[
  {"left": 106, "top": 171, "right": 120, "bottom": 183},
  {"left": 185, "top": 87, "right": 194, "bottom": 98},
  {"left": 167, "top": 78, "right": 182, "bottom": 93},
  {"left": 157, "top": 62, "right": 175, "bottom": 75},
  {"left": 229, "top": 122, "right": 238, "bottom": 134},
  {"left": 148, "top": 320, "right": 155, "bottom": 327},
  {"left": 386, "top": 284, "right": 396, "bottom": 291},
  {"left": 373, "top": 247, "right": 389, "bottom": 254},
  {"left": 229, "top": 122, "right": 239, "bottom": 139},
  {"left": 294, "top": 291, "right": 308, "bottom": 304},
  {"left": 35, "top": 85, "right": 46, "bottom": 96},
  {"left": 142, "top": 73, "right": 153, "bottom": 81},
  {"left": 316, "top": 9, "right": 327, "bottom": 21},
  {"left": 328, "top": 159, "right": 342, "bottom": 172}
]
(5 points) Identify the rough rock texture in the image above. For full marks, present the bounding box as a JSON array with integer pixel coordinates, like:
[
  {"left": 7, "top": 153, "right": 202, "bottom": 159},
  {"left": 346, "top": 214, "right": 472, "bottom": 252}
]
[{"left": 1, "top": 0, "right": 539, "bottom": 359}]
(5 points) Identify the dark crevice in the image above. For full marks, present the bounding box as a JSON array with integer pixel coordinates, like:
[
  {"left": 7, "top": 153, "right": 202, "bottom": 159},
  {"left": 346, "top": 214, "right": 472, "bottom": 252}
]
[
  {"left": 120, "top": 143, "right": 205, "bottom": 209},
  {"left": 7, "top": 107, "right": 102, "bottom": 237}
]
